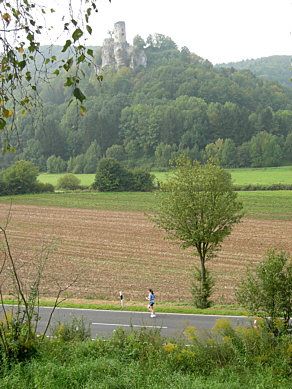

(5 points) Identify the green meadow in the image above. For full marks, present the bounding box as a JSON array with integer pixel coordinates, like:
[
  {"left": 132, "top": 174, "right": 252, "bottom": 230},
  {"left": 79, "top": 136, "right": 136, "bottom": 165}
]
[
  {"left": 1, "top": 190, "right": 292, "bottom": 220},
  {"left": 227, "top": 165, "right": 292, "bottom": 185},
  {"left": 0, "top": 165, "right": 288, "bottom": 219},
  {"left": 38, "top": 166, "right": 292, "bottom": 187},
  {"left": 153, "top": 165, "right": 292, "bottom": 186},
  {"left": 38, "top": 173, "right": 95, "bottom": 187}
]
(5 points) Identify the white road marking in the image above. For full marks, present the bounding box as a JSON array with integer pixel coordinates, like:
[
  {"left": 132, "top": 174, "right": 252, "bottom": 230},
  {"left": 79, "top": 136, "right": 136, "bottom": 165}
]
[{"left": 92, "top": 322, "right": 167, "bottom": 329}]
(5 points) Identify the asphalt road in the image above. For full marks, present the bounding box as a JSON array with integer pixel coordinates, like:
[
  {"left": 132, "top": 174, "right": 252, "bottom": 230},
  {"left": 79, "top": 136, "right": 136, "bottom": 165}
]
[{"left": 1, "top": 305, "right": 249, "bottom": 339}]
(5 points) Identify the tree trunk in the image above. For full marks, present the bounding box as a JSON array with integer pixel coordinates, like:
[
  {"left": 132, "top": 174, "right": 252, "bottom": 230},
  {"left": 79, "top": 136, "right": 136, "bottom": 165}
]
[{"left": 200, "top": 254, "right": 208, "bottom": 309}]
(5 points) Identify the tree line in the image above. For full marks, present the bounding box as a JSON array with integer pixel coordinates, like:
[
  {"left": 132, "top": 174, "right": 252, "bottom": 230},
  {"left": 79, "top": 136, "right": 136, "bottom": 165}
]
[{"left": 1, "top": 34, "right": 292, "bottom": 172}]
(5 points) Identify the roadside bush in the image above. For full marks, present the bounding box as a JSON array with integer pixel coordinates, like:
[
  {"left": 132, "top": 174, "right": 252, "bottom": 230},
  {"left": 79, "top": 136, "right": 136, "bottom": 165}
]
[
  {"left": 51, "top": 316, "right": 91, "bottom": 342},
  {"left": 0, "top": 311, "right": 39, "bottom": 363},
  {"left": 56, "top": 174, "right": 81, "bottom": 190},
  {"left": 0, "top": 321, "right": 291, "bottom": 387},
  {"left": 236, "top": 249, "right": 292, "bottom": 335},
  {"left": 164, "top": 320, "right": 292, "bottom": 376}
]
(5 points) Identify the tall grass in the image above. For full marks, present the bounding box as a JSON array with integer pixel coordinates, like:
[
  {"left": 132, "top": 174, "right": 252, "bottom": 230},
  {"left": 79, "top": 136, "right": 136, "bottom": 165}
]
[{"left": 0, "top": 319, "right": 291, "bottom": 388}]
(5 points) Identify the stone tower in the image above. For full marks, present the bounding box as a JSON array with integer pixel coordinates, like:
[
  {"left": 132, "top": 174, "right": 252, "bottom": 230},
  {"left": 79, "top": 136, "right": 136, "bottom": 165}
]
[
  {"left": 101, "top": 21, "right": 147, "bottom": 70},
  {"left": 113, "top": 21, "right": 129, "bottom": 68},
  {"left": 114, "top": 21, "right": 126, "bottom": 44}
]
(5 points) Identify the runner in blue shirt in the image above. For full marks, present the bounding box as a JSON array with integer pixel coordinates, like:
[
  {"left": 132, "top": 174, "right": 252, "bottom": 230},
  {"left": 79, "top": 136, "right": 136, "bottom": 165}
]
[{"left": 146, "top": 288, "right": 156, "bottom": 317}]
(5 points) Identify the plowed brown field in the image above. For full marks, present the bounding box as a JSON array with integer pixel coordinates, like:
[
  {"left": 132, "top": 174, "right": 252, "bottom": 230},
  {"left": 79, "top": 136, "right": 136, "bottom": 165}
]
[{"left": 1, "top": 204, "right": 292, "bottom": 305}]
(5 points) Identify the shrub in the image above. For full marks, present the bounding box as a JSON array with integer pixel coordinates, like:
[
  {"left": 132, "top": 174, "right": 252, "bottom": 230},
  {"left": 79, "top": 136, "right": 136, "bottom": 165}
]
[
  {"left": 236, "top": 249, "right": 292, "bottom": 335},
  {"left": 56, "top": 174, "right": 81, "bottom": 190},
  {"left": 92, "top": 158, "right": 129, "bottom": 192},
  {"left": 163, "top": 320, "right": 292, "bottom": 376},
  {"left": 51, "top": 316, "right": 91, "bottom": 342},
  {"left": 32, "top": 182, "right": 55, "bottom": 193},
  {"left": 1, "top": 160, "right": 39, "bottom": 194},
  {"left": 93, "top": 158, "right": 155, "bottom": 192},
  {"left": 0, "top": 311, "right": 39, "bottom": 362},
  {"left": 131, "top": 169, "right": 155, "bottom": 191}
]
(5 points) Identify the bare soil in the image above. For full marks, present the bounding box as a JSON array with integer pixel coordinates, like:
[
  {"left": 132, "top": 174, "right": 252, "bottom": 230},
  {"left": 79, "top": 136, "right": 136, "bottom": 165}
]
[{"left": 1, "top": 204, "right": 291, "bottom": 305}]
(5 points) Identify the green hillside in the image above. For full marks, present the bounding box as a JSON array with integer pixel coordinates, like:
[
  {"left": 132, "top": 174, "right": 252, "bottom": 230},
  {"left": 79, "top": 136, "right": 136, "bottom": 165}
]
[
  {"left": 1, "top": 37, "right": 292, "bottom": 172},
  {"left": 217, "top": 55, "right": 292, "bottom": 89}
]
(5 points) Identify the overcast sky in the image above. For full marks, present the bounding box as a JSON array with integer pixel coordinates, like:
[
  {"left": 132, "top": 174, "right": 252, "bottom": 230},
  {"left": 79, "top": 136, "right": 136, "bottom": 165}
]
[{"left": 48, "top": 0, "right": 292, "bottom": 64}]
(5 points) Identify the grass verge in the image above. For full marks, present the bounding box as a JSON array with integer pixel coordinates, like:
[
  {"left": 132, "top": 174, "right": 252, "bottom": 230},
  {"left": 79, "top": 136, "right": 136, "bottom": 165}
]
[{"left": 2, "top": 299, "right": 246, "bottom": 316}]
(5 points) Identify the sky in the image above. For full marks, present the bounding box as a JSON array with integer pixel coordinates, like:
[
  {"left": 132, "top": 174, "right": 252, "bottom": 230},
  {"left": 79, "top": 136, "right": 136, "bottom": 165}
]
[{"left": 47, "top": 0, "right": 292, "bottom": 65}]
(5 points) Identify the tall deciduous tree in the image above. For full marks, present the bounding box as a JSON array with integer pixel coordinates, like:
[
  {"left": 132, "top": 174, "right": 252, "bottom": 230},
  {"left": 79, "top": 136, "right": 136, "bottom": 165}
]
[{"left": 151, "top": 155, "right": 244, "bottom": 308}]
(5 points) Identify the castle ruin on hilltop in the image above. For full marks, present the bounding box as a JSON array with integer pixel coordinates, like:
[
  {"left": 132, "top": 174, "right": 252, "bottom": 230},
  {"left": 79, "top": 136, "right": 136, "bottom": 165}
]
[{"left": 102, "top": 21, "right": 147, "bottom": 69}]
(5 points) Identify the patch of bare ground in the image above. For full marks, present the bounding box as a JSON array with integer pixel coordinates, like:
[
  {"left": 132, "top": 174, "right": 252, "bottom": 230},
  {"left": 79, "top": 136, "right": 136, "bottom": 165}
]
[{"left": 0, "top": 203, "right": 291, "bottom": 305}]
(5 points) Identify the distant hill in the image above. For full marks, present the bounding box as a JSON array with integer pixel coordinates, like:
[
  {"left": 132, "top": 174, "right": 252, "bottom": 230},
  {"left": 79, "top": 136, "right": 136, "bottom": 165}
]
[{"left": 216, "top": 55, "right": 292, "bottom": 88}]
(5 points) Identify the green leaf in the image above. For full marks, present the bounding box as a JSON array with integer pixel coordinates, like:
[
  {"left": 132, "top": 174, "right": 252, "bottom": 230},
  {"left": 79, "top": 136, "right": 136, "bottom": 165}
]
[
  {"left": 73, "top": 88, "right": 86, "bottom": 103},
  {"left": 64, "top": 77, "right": 74, "bottom": 87},
  {"left": 27, "top": 33, "right": 34, "bottom": 42},
  {"left": 72, "top": 28, "right": 83, "bottom": 42},
  {"left": 18, "top": 60, "right": 26, "bottom": 70},
  {"left": 86, "top": 25, "right": 92, "bottom": 35},
  {"left": 77, "top": 54, "right": 85, "bottom": 64},
  {"left": 87, "top": 49, "right": 93, "bottom": 57},
  {"left": 62, "top": 40, "right": 72, "bottom": 52},
  {"left": 63, "top": 58, "right": 73, "bottom": 72},
  {"left": 80, "top": 105, "right": 86, "bottom": 116},
  {"left": 0, "top": 118, "right": 7, "bottom": 130}
]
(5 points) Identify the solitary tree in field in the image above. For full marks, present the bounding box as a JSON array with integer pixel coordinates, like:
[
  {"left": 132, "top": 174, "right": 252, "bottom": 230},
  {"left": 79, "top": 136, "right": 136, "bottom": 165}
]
[{"left": 152, "top": 155, "right": 244, "bottom": 308}]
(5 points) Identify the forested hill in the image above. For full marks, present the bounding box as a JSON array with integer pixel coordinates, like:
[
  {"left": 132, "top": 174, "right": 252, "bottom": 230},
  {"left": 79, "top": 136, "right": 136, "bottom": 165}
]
[
  {"left": 216, "top": 55, "right": 292, "bottom": 89},
  {"left": 1, "top": 34, "right": 292, "bottom": 172}
]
